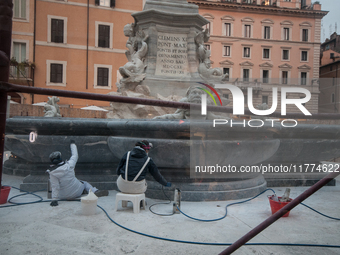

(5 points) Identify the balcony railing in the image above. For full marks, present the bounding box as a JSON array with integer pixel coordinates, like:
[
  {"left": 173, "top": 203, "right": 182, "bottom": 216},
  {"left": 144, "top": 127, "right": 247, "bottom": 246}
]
[
  {"left": 231, "top": 78, "right": 262, "bottom": 90},
  {"left": 9, "top": 65, "right": 34, "bottom": 80}
]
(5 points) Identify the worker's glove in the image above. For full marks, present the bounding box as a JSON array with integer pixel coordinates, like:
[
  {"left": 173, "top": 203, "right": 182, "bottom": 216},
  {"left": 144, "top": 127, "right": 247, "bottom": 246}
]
[
  {"left": 70, "top": 139, "right": 76, "bottom": 144},
  {"left": 165, "top": 182, "right": 172, "bottom": 187},
  {"left": 50, "top": 200, "right": 58, "bottom": 207}
]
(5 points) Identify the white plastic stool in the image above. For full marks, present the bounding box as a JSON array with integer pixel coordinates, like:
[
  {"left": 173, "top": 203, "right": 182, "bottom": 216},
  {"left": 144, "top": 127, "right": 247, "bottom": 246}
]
[{"left": 115, "top": 192, "right": 146, "bottom": 213}]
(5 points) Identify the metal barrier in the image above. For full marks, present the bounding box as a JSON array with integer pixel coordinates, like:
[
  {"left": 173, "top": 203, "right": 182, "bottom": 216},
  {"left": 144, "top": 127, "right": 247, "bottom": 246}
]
[{"left": 1, "top": 82, "right": 340, "bottom": 255}]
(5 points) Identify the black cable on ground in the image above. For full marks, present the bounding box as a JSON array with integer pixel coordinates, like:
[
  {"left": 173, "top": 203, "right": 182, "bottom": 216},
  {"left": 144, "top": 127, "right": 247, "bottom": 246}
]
[
  {"left": 148, "top": 186, "right": 174, "bottom": 216},
  {"left": 0, "top": 186, "right": 46, "bottom": 207},
  {"left": 1, "top": 185, "right": 340, "bottom": 249},
  {"left": 178, "top": 188, "right": 277, "bottom": 222},
  {"left": 97, "top": 204, "right": 340, "bottom": 248},
  {"left": 0, "top": 186, "right": 78, "bottom": 207},
  {"left": 301, "top": 202, "right": 340, "bottom": 221}
]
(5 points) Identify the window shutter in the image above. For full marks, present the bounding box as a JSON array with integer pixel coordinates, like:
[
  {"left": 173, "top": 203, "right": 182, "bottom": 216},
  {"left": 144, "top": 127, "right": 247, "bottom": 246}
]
[
  {"left": 57, "top": 20, "right": 64, "bottom": 43},
  {"left": 95, "top": 0, "right": 99, "bottom": 6},
  {"left": 110, "top": 0, "right": 115, "bottom": 8}
]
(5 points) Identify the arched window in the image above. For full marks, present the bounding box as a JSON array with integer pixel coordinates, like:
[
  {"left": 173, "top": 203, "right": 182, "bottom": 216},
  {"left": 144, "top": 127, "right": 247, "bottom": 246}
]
[
  {"left": 202, "top": 14, "right": 215, "bottom": 34},
  {"left": 241, "top": 17, "right": 255, "bottom": 38},
  {"left": 221, "top": 15, "right": 235, "bottom": 37}
]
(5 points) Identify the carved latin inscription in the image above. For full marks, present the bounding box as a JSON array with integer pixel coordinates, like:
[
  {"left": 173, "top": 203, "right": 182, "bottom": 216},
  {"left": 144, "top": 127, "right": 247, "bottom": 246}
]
[{"left": 155, "top": 32, "right": 189, "bottom": 77}]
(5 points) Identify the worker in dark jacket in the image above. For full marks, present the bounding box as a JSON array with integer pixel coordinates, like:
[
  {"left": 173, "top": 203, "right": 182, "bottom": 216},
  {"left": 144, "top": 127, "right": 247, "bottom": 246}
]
[{"left": 116, "top": 140, "right": 171, "bottom": 193}]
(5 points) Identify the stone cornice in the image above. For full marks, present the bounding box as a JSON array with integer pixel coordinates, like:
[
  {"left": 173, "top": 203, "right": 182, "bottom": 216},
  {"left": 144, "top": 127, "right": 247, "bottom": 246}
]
[
  {"left": 188, "top": 0, "right": 328, "bottom": 18},
  {"left": 209, "top": 35, "right": 321, "bottom": 46}
]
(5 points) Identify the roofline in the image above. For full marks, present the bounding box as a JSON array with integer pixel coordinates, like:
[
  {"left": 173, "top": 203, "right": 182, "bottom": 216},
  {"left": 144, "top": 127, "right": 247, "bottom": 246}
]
[
  {"left": 321, "top": 37, "right": 338, "bottom": 46},
  {"left": 320, "top": 59, "right": 340, "bottom": 68},
  {"left": 188, "top": 0, "right": 328, "bottom": 18}
]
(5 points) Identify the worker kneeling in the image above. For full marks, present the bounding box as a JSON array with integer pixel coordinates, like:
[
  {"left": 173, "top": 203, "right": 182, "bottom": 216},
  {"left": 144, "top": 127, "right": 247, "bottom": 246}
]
[
  {"left": 47, "top": 140, "right": 108, "bottom": 207},
  {"left": 116, "top": 140, "right": 171, "bottom": 194}
]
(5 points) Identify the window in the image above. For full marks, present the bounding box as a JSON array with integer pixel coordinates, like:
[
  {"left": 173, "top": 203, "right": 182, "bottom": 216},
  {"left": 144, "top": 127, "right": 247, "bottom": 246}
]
[
  {"left": 100, "top": 0, "right": 110, "bottom": 7},
  {"left": 50, "top": 64, "right": 63, "bottom": 83},
  {"left": 13, "top": 0, "right": 26, "bottom": 19},
  {"left": 95, "top": 0, "right": 115, "bottom": 8},
  {"left": 94, "top": 64, "right": 112, "bottom": 89},
  {"left": 244, "top": 25, "right": 251, "bottom": 38},
  {"left": 242, "top": 17, "right": 254, "bottom": 38},
  {"left": 263, "top": 48, "right": 270, "bottom": 59},
  {"left": 263, "top": 70, "right": 269, "bottom": 83},
  {"left": 284, "top": 28, "right": 290, "bottom": 40},
  {"left": 97, "top": 68, "right": 109, "bottom": 87},
  {"left": 222, "top": 16, "right": 234, "bottom": 36},
  {"left": 225, "top": 23, "right": 231, "bottom": 37},
  {"left": 224, "top": 46, "right": 230, "bottom": 57},
  {"left": 301, "top": 72, "right": 307, "bottom": 85},
  {"left": 243, "top": 47, "right": 250, "bottom": 58},
  {"left": 51, "top": 19, "right": 64, "bottom": 43},
  {"left": 223, "top": 68, "right": 230, "bottom": 81},
  {"left": 48, "top": 16, "right": 67, "bottom": 44},
  {"left": 243, "top": 69, "right": 249, "bottom": 82},
  {"left": 11, "top": 41, "right": 28, "bottom": 78},
  {"left": 301, "top": 51, "right": 308, "bottom": 61},
  {"left": 264, "top": 26, "right": 270, "bottom": 39},
  {"left": 282, "top": 49, "right": 289, "bottom": 60},
  {"left": 13, "top": 42, "right": 27, "bottom": 63},
  {"left": 47, "top": 60, "right": 67, "bottom": 86},
  {"left": 332, "top": 93, "right": 335, "bottom": 103},
  {"left": 203, "top": 14, "right": 214, "bottom": 34},
  {"left": 262, "top": 96, "right": 268, "bottom": 104},
  {"left": 98, "top": 25, "right": 110, "bottom": 48},
  {"left": 204, "top": 22, "right": 211, "bottom": 32},
  {"left": 282, "top": 71, "right": 288, "bottom": 84},
  {"left": 95, "top": 22, "right": 113, "bottom": 48},
  {"left": 302, "top": 29, "right": 308, "bottom": 42}
]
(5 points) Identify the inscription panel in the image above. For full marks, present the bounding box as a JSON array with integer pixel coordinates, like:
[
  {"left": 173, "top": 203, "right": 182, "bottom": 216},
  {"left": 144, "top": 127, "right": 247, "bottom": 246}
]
[{"left": 155, "top": 32, "right": 189, "bottom": 77}]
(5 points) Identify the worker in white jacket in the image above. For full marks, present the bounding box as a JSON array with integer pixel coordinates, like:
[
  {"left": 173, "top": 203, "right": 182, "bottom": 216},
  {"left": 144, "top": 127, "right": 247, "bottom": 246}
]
[{"left": 47, "top": 140, "right": 108, "bottom": 206}]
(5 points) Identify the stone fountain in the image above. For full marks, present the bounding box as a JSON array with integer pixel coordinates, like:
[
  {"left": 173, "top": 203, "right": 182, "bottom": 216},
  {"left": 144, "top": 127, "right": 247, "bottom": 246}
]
[{"left": 4, "top": 0, "right": 340, "bottom": 201}]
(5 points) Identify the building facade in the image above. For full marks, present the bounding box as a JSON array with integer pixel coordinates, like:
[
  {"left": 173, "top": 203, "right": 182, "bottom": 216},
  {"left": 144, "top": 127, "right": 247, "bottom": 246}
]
[
  {"left": 11, "top": 0, "right": 145, "bottom": 107},
  {"left": 10, "top": 0, "right": 327, "bottom": 113},
  {"left": 10, "top": 0, "right": 35, "bottom": 103},
  {"left": 319, "top": 49, "right": 340, "bottom": 113},
  {"left": 321, "top": 32, "right": 340, "bottom": 54},
  {"left": 189, "top": 0, "right": 327, "bottom": 114}
]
